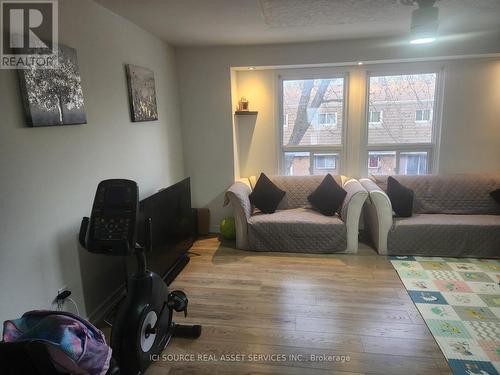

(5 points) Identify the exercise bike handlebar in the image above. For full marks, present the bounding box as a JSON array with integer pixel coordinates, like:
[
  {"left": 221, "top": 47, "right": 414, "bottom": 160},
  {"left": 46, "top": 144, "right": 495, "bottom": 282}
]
[
  {"left": 79, "top": 215, "right": 153, "bottom": 252},
  {"left": 79, "top": 216, "right": 132, "bottom": 254},
  {"left": 79, "top": 217, "right": 89, "bottom": 249},
  {"left": 144, "top": 217, "right": 152, "bottom": 253},
  {"left": 79, "top": 214, "right": 153, "bottom": 277},
  {"left": 134, "top": 218, "right": 153, "bottom": 277}
]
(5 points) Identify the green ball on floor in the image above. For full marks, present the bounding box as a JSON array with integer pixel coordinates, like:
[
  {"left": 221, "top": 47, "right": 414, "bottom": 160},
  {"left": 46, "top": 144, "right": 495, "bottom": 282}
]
[{"left": 220, "top": 217, "right": 236, "bottom": 240}]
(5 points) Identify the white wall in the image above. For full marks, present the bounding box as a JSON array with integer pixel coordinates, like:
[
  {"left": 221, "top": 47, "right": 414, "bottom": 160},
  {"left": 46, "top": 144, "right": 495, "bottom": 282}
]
[
  {"left": 0, "top": 0, "right": 185, "bottom": 322},
  {"left": 439, "top": 59, "right": 500, "bottom": 173},
  {"left": 176, "top": 33, "right": 500, "bottom": 229},
  {"left": 233, "top": 59, "right": 500, "bottom": 179},
  {"left": 233, "top": 70, "right": 278, "bottom": 178}
]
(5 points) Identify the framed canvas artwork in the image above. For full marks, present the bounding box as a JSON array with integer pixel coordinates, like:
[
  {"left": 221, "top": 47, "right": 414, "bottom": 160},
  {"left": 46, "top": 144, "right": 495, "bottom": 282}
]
[
  {"left": 18, "top": 44, "right": 87, "bottom": 127},
  {"left": 125, "top": 64, "right": 158, "bottom": 122}
]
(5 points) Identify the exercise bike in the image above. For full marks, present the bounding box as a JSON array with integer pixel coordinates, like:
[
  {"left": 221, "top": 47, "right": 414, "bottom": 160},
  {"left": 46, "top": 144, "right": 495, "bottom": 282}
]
[{"left": 79, "top": 179, "right": 201, "bottom": 375}]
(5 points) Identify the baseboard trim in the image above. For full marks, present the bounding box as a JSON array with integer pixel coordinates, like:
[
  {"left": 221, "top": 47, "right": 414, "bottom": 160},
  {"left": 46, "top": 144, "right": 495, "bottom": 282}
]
[{"left": 86, "top": 283, "right": 126, "bottom": 324}]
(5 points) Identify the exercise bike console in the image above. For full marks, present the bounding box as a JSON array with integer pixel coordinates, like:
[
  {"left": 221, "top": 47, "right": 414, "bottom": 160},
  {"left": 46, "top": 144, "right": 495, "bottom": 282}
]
[
  {"left": 80, "top": 179, "right": 138, "bottom": 255},
  {"left": 79, "top": 179, "right": 201, "bottom": 375}
]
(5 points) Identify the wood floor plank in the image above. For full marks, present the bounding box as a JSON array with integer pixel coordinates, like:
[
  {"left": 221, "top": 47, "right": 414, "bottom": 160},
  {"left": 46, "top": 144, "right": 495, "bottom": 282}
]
[
  {"left": 185, "top": 300, "right": 417, "bottom": 325},
  {"left": 130, "top": 237, "right": 450, "bottom": 375},
  {"left": 295, "top": 316, "right": 433, "bottom": 339},
  {"left": 360, "top": 335, "right": 443, "bottom": 358},
  {"left": 176, "top": 286, "right": 418, "bottom": 313},
  {"left": 186, "top": 324, "right": 364, "bottom": 352}
]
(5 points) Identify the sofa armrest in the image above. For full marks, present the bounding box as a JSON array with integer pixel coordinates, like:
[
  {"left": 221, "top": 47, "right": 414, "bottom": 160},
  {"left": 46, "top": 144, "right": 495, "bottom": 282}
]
[
  {"left": 359, "top": 178, "right": 393, "bottom": 255},
  {"left": 340, "top": 179, "right": 368, "bottom": 254},
  {"left": 224, "top": 179, "right": 252, "bottom": 249}
]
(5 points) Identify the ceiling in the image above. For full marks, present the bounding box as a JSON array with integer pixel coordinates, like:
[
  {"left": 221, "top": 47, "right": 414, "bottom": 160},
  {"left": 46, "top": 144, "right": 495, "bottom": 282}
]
[{"left": 94, "top": 0, "right": 500, "bottom": 47}]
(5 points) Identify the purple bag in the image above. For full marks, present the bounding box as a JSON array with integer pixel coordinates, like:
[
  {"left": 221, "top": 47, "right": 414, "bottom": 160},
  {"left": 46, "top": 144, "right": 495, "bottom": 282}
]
[{"left": 2, "top": 310, "right": 112, "bottom": 375}]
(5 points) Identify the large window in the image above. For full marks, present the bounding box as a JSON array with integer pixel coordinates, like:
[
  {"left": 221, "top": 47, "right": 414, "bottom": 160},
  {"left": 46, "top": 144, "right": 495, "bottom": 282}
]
[
  {"left": 366, "top": 72, "right": 440, "bottom": 176},
  {"left": 281, "top": 76, "right": 345, "bottom": 176}
]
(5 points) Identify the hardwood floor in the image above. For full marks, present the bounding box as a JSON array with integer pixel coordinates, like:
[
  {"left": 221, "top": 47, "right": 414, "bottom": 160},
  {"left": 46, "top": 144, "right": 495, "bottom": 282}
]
[{"left": 145, "top": 237, "right": 451, "bottom": 375}]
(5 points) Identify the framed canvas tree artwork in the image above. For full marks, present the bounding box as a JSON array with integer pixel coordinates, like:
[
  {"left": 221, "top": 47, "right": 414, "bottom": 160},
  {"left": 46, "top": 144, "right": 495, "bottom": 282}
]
[{"left": 18, "top": 44, "right": 87, "bottom": 127}]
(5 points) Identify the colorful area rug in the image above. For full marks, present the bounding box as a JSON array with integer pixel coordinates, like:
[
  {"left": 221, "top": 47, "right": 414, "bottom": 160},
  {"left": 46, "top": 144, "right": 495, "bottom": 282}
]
[{"left": 390, "top": 256, "right": 500, "bottom": 375}]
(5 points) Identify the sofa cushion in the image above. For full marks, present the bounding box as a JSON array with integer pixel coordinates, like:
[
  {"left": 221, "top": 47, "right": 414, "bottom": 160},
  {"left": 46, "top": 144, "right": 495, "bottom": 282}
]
[
  {"left": 307, "top": 174, "right": 347, "bottom": 216},
  {"left": 249, "top": 173, "right": 285, "bottom": 214},
  {"left": 269, "top": 175, "right": 344, "bottom": 210},
  {"left": 247, "top": 208, "right": 347, "bottom": 253},
  {"left": 491, "top": 189, "right": 500, "bottom": 206},
  {"left": 387, "top": 214, "right": 500, "bottom": 257},
  {"left": 387, "top": 176, "right": 414, "bottom": 217},
  {"left": 392, "top": 213, "right": 500, "bottom": 227},
  {"left": 373, "top": 174, "right": 500, "bottom": 215}
]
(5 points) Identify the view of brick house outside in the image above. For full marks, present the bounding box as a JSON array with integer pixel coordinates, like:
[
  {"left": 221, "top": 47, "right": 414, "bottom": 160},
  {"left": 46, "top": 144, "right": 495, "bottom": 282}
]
[
  {"left": 282, "top": 78, "right": 344, "bottom": 176},
  {"left": 367, "top": 73, "right": 436, "bottom": 176},
  {"left": 281, "top": 73, "right": 437, "bottom": 176}
]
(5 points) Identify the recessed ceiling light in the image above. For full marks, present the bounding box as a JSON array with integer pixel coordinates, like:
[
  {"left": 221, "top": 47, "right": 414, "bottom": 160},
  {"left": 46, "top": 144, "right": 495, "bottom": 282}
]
[
  {"left": 410, "top": 37, "right": 436, "bottom": 44},
  {"left": 357, "top": 62, "right": 363, "bottom": 65},
  {"left": 248, "top": 67, "right": 256, "bottom": 70}
]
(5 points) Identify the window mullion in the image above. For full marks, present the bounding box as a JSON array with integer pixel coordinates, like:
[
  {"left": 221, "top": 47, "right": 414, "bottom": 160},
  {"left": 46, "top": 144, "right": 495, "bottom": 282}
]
[
  {"left": 309, "top": 151, "right": 314, "bottom": 175},
  {"left": 395, "top": 150, "right": 401, "bottom": 174}
]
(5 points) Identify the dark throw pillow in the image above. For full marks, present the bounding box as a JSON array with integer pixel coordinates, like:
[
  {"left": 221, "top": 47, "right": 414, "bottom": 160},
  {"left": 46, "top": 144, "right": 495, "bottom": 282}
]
[
  {"left": 307, "top": 174, "right": 347, "bottom": 216},
  {"left": 249, "top": 173, "right": 286, "bottom": 214},
  {"left": 387, "top": 176, "right": 414, "bottom": 217},
  {"left": 490, "top": 189, "right": 500, "bottom": 205}
]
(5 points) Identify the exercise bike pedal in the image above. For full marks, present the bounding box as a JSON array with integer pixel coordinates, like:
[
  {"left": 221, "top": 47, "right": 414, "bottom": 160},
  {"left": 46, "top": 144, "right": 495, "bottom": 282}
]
[
  {"left": 144, "top": 289, "right": 190, "bottom": 337},
  {"left": 172, "top": 324, "right": 202, "bottom": 339},
  {"left": 167, "top": 290, "right": 189, "bottom": 317}
]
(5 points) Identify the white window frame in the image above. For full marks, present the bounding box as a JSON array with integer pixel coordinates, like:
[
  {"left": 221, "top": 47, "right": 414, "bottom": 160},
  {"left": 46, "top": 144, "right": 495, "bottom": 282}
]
[
  {"left": 277, "top": 69, "right": 348, "bottom": 176},
  {"left": 363, "top": 67, "right": 444, "bottom": 176},
  {"left": 284, "top": 113, "right": 289, "bottom": 129},
  {"left": 368, "top": 110, "right": 383, "bottom": 128}
]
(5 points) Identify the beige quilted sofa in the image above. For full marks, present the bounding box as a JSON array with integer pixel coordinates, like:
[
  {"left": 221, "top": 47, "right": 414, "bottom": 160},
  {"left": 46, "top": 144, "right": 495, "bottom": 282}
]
[
  {"left": 225, "top": 175, "right": 368, "bottom": 253},
  {"left": 360, "top": 174, "right": 500, "bottom": 258}
]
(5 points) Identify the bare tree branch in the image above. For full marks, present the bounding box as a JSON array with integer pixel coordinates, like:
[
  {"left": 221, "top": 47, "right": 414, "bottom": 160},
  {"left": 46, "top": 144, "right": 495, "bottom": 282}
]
[
  {"left": 284, "top": 79, "right": 332, "bottom": 173},
  {"left": 287, "top": 79, "right": 331, "bottom": 146}
]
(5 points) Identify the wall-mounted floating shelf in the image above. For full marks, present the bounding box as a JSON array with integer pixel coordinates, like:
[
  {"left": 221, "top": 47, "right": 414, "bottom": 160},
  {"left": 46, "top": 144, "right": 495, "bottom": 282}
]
[{"left": 235, "top": 111, "right": 258, "bottom": 116}]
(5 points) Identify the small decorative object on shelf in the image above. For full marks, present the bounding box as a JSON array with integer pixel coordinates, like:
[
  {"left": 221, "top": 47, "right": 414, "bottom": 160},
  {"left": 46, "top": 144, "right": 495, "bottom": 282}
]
[
  {"left": 235, "top": 97, "right": 257, "bottom": 116},
  {"left": 234, "top": 111, "right": 258, "bottom": 115},
  {"left": 237, "top": 97, "right": 249, "bottom": 111}
]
